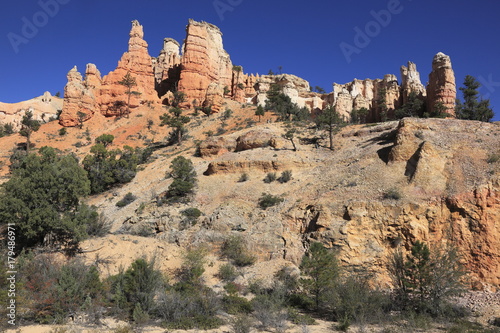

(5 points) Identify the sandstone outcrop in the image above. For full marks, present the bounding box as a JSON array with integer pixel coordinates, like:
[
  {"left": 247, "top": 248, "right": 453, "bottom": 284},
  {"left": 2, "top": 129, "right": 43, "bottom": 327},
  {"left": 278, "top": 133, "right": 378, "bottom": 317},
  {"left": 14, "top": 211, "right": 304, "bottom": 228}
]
[
  {"left": 235, "top": 129, "right": 279, "bottom": 152},
  {"left": 332, "top": 74, "right": 401, "bottom": 121},
  {"left": 58, "top": 19, "right": 458, "bottom": 127},
  {"left": 0, "top": 92, "right": 62, "bottom": 130},
  {"left": 153, "top": 38, "right": 182, "bottom": 101},
  {"left": 59, "top": 20, "right": 158, "bottom": 126},
  {"left": 426, "top": 52, "right": 456, "bottom": 116},
  {"left": 177, "top": 20, "right": 233, "bottom": 110},
  {"left": 98, "top": 20, "right": 158, "bottom": 116},
  {"left": 198, "top": 136, "right": 236, "bottom": 157},
  {"left": 400, "top": 61, "right": 426, "bottom": 103},
  {"left": 59, "top": 65, "right": 101, "bottom": 126}
]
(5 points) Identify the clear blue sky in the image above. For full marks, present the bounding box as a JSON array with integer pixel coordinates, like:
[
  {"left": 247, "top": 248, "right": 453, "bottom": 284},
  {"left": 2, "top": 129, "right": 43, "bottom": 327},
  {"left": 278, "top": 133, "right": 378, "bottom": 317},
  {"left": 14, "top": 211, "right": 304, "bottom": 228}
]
[{"left": 1, "top": 0, "right": 499, "bottom": 121}]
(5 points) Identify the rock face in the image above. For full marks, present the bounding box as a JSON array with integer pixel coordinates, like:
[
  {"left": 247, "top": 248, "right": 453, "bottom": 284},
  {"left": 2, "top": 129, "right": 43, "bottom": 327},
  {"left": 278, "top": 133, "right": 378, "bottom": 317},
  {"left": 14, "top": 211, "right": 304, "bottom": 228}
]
[
  {"left": 400, "top": 61, "right": 426, "bottom": 103},
  {"left": 0, "top": 92, "right": 62, "bottom": 130},
  {"left": 332, "top": 74, "right": 401, "bottom": 121},
  {"left": 98, "top": 20, "right": 158, "bottom": 117},
  {"left": 198, "top": 136, "right": 236, "bottom": 157},
  {"left": 59, "top": 65, "right": 101, "bottom": 126},
  {"left": 426, "top": 52, "right": 456, "bottom": 116},
  {"left": 177, "top": 20, "right": 233, "bottom": 111},
  {"left": 153, "top": 38, "right": 182, "bottom": 101},
  {"left": 60, "top": 20, "right": 158, "bottom": 126},
  {"left": 59, "top": 19, "right": 457, "bottom": 126}
]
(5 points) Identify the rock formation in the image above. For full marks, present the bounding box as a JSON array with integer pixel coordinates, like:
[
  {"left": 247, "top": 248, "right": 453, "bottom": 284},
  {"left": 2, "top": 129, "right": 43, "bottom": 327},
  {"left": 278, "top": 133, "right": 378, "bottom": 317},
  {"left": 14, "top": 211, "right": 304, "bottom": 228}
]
[
  {"left": 332, "top": 74, "right": 401, "bottom": 121},
  {"left": 58, "top": 19, "right": 457, "bottom": 127},
  {"left": 59, "top": 20, "right": 158, "bottom": 126},
  {"left": 400, "top": 61, "right": 426, "bottom": 103},
  {"left": 0, "top": 92, "right": 62, "bottom": 130},
  {"left": 59, "top": 65, "right": 101, "bottom": 126},
  {"left": 177, "top": 20, "right": 233, "bottom": 111},
  {"left": 153, "top": 38, "right": 182, "bottom": 101},
  {"left": 98, "top": 20, "right": 158, "bottom": 117},
  {"left": 426, "top": 52, "right": 456, "bottom": 116}
]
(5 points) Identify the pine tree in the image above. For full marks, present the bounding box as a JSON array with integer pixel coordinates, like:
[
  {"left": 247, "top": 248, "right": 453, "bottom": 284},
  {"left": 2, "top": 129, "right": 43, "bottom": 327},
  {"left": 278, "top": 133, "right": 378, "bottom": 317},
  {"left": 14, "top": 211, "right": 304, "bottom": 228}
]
[
  {"left": 316, "top": 105, "right": 342, "bottom": 150},
  {"left": 255, "top": 105, "right": 265, "bottom": 122},
  {"left": 456, "top": 75, "right": 494, "bottom": 122},
  {"left": 19, "top": 110, "right": 41, "bottom": 153},
  {"left": 166, "top": 156, "right": 197, "bottom": 201},
  {"left": 395, "top": 91, "right": 425, "bottom": 119},
  {"left": 300, "top": 242, "right": 339, "bottom": 311},
  {"left": 377, "top": 87, "right": 389, "bottom": 122},
  {"left": 160, "top": 106, "right": 190, "bottom": 145},
  {"left": 118, "top": 72, "right": 141, "bottom": 117}
]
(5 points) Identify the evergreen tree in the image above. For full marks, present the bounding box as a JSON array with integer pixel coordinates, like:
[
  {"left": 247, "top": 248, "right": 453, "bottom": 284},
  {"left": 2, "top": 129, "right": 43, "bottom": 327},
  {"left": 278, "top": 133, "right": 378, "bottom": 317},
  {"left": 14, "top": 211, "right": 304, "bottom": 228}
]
[
  {"left": 95, "top": 134, "right": 114, "bottom": 147},
  {"left": 255, "top": 105, "right": 265, "bottom": 122},
  {"left": 77, "top": 111, "right": 86, "bottom": 129},
  {"left": 456, "top": 75, "right": 494, "bottom": 122},
  {"left": 300, "top": 242, "right": 339, "bottom": 311},
  {"left": 160, "top": 106, "right": 190, "bottom": 145},
  {"left": 0, "top": 147, "right": 96, "bottom": 251},
  {"left": 377, "top": 87, "right": 389, "bottom": 122},
  {"left": 265, "top": 84, "right": 309, "bottom": 121},
  {"left": 283, "top": 128, "right": 298, "bottom": 151},
  {"left": 316, "top": 105, "right": 342, "bottom": 150},
  {"left": 395, "top": 91, "right": 425, "bottom": 119},
  {"left": 350, "top": 107, "right": 369, "bottom": 124},
  {"left": 389, "top": 241, "right": 467, "bottom": 315},
  {"left": 166, "top": 156, "right": 197, "bottom": 202},
  {"left": 423, "top": 101, "right": 448, "bottom": 119},
  {"left": 118, "top": 72, "right": 141, "bottom": 117},
  {"left": 19, "top": 110, "right": 41, "bottom": 153}
]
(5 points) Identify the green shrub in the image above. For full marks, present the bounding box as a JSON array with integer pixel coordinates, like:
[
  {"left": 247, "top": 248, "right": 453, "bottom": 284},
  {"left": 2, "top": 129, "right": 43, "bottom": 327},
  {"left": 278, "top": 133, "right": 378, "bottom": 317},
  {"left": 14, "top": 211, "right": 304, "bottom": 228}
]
[
  {"left": 20, "top": 256, "right": 104, "bottom": 323},
  {"left": 156, "top": 287, "right": 223, "bottom": 330},
  {"left": 4, "top": 123, "right": 14, "bottom": 135},
  {"left": 258, "top": 193, "right": 284, "bottom": 209},
  {"left": 83, "top": 145, "right": 144, "bottom": 194},
  {"left": 95, "top": 133, "right": 114, "bottom": 147},
  {"left": 116, "top": 192, "right": 137, "bottom": 207},
  {"left": 218, "top": 263, "right": 238, "bottom": 282},
  {"left": 251, "top": 293, "right": 288, "bottom": 331},
  {"left": 181, "top": 207, "right": 202, "bottom": 219},
  {"left": 383, "top": 188, "right": 402, "bottom": 200},
  {"left": 129, "top": 223, "right": 155, "bottom": 237},
  {"left": 487, "top": 153, "right": 500, "bottom": 164},
  {"left": 108, "top": 258, "right": 165, "bottom": 317},
  {"left": 263, "top": 172, "right": 277, "bottom": 183},
  {"left": 58, "top": 127, "right": 67, "bottom": 136},
  {"left": 230, "top": 314, "right": 253, "bottom": 333},
  {"left": 222, "top": 294, "right": 253, "bottom": 315},
  {"left": 287, "top": 308, "right": 316, "bottom": 325},
  {"left": 221, "top": 236, "right": 256, "bottom": 267},
  {"left": 278, "top": 170, "right": 292, "bottom": 183},
  {"left": 238, "top": 173, "right": 249, "bottom": 182}
]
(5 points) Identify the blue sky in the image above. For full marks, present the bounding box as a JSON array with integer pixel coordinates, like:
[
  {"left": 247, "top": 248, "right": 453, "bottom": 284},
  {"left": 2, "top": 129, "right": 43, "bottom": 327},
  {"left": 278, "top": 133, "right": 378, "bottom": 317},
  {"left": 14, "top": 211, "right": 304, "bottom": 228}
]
[{"left": 1, "top": 0, "right": 499, "bottom": 121}]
